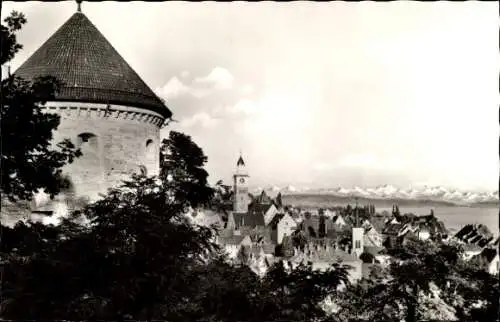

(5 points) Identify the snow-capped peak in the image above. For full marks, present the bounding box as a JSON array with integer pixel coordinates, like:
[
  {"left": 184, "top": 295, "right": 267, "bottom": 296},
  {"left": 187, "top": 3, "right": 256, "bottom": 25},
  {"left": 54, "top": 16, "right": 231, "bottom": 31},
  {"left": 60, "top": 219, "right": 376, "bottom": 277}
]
[{"left": 266, "top": 184, "right": 498, "bottom": 205}]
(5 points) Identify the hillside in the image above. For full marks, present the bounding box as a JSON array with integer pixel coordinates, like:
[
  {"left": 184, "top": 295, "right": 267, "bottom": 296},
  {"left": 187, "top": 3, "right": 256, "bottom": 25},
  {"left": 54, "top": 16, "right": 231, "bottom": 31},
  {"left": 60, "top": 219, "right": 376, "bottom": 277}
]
[
  {"left": 252, "top": 185, "right": 498, "bottom": 208},
  {"left": 281, "top": 193, "right": 458, "bottom": 208}
]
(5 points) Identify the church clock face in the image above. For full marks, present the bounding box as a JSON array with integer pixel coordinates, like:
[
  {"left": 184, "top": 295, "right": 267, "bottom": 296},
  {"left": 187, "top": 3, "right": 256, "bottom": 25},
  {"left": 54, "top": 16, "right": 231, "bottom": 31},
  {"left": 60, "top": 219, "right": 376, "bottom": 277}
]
[{"left": 239, "top": 178, "right": 245, "bottom": 184}]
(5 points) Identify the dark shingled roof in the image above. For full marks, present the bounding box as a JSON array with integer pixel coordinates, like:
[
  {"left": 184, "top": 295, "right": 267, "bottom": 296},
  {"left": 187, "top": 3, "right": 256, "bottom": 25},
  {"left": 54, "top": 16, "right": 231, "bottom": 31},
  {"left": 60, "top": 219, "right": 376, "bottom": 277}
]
[
  {"left": 233, "top": 212, "right": 265, "bottom": 228},
  {"left": 13, "top": 11, "right": 171, "bottom": 118},
  {"left": 249, "top": 203, "right": 271, "bottom": 213},
  {"left": 269, "top": 213, "right": 285, "bottom": 228},
  {"left": 364, "top": 246, "right": 385, "bottom": 257}
]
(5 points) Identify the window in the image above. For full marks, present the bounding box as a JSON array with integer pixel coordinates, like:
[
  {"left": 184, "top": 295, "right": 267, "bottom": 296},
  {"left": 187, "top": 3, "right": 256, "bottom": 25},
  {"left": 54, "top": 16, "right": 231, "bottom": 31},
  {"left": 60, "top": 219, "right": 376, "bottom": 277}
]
[
  {"left": 355, "top": 240, "right": 361, "bottom": 249},
  {"left": 77, "top": 132, "right": 98, "bottom": 150}
]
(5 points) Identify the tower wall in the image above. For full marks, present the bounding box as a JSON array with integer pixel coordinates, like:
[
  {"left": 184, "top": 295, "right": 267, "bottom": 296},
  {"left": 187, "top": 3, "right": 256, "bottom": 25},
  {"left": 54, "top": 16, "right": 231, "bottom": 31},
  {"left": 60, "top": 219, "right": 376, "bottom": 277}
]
[
  {"left": 233, "top": 174, "right": 249, "bottom": 213},
  {"left": 352, "top": 227, "right": 364, "bottom": 258},
  {"left": 45, "top": 101, "right": 164, "bottom": 202}
]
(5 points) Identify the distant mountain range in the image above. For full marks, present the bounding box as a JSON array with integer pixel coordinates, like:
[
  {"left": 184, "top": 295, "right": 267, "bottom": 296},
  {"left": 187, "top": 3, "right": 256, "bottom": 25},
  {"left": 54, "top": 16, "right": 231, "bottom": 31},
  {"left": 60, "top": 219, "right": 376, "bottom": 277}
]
[{"left": 250, "top": 185, "right": 499, "bottom": 207}]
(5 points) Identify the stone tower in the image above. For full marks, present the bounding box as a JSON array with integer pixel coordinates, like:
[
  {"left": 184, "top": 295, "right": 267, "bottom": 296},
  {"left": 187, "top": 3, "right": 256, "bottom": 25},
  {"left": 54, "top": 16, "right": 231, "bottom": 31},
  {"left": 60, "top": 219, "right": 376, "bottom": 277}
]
[
  {"left": 12, "top": 6, "right": 172, "bottom": 213},
  {"left": 233, "top": 154, "right": 250, "bottom": 213},
  {"left": 351, "top": 202, "right": 364, "bottom": 258}
]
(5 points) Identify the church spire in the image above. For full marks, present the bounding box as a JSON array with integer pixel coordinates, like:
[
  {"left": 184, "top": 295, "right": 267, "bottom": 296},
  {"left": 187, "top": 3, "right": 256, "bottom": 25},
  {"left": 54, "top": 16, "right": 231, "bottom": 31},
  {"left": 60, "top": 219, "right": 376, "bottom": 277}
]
[
  {"left": 76, "top": 0, "right": 82, "bottom": 13},
  {"left": 237, "top": 151, "right": 245, "bottom": 167}
]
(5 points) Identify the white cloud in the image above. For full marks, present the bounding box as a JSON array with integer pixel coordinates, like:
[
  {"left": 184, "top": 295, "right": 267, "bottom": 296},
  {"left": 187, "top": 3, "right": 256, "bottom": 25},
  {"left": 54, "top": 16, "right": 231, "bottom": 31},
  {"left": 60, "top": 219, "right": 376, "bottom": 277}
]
[
  {"left": 228, "top": 98, "right": 258, "bottom": 115},
  {"left": 156, "top": 67, "right": 236, "bottom": 100},
  {"left": 240, "top": 84, "right": 254, "bottom": 95},
  {"left": 180, "top": 112, "right": 220, "bottom": 129},
  {"left": 155, "top": 76, "right": 190, "bottom": 99},
  {"left": 194, "top": 67, "right": 234, "bottom": 90}
]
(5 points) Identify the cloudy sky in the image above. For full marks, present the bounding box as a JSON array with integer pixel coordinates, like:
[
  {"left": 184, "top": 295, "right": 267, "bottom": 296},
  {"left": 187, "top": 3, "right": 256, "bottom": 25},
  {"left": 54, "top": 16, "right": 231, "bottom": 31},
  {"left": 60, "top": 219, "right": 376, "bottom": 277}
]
[{"left": 2, "top": 1, "right": 498, "bottom": 191}]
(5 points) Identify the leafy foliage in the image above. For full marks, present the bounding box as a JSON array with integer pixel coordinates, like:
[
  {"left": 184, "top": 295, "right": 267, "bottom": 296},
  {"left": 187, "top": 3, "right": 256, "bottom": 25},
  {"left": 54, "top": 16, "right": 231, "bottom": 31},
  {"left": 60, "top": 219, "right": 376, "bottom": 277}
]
[
  {"left": 160, "top": 131, "right": 214, "bottom": 209},
  {"left": 256, "top": 261, "right": 350, "bottom": 322},
  {"left": 1, "top": 10, "right": 498, "bottom": 322},
  {"left": 1, "top": 11, "right": 26, "bottom": 65},
  {"left": 1, "top": 11, "right": 81, "bottom": 202}
]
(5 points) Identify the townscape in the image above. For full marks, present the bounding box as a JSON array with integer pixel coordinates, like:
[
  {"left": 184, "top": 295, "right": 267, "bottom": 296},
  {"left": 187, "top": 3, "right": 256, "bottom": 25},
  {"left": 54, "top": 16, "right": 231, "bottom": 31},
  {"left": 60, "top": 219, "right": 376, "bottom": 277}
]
[
  {"left": 192, "top": 155, "right": 499, "bottom": 282},
  {"left": 1, "top": 2, "right": 498, "bottom": 322}
]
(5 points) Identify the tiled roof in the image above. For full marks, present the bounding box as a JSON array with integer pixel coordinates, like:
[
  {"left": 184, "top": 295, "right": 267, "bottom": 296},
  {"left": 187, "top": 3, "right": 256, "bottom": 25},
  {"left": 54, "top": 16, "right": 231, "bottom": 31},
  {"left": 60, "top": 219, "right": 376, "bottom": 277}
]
[
  {"left": 454, "top": 224, "right": 494, "bottom": 244},
  {"left": 462, "top": 243, "right": 483, "bottom": 252},
  {"left": 269, "top": 213, "right": 285, "bottom": 227},
  {"left": 14, "top": 12, "right": 171, "bottom": 118},
  {"left": 470, "top": 247, "right": 499, "bottom": 268},
  {"left": 262, "top": 244, "right": 275, "bottom": 254},
  {"left": 233, "top": 212, "right": 265, "bottom": 228},
  {"left": 368, "top": 217, "right": 387, "bottom": 234},
  {"left": 364, "top": 246, "right": 385, "bottom": 256},
  {"left": 383, "top": 223, "right": 404, "bottom": 235},
  {"left": 249, "top": 203, "right": 273, "bottom": 215}
]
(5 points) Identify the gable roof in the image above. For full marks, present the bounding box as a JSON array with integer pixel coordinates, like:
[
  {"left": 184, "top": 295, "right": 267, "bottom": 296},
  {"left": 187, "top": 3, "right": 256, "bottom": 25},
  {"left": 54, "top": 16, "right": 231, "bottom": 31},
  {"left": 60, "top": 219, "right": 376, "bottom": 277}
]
[
  {"left": 368, "top": 216, "right": 387, "bottom": 234},
  {"left": 470, "top": 247, "right": 499, "bottom": 269},
  {"left": 383, "top": 223, "right": 404, "bottom": 235},
  {"left": 364, "top": 246, "right": 385, "bottom": 257},
  {"left": 14, "top": 11, "right": 171, "bottom": 118},
  {"left": 269, "top": 213, "right": 285, "bottom": 228},
  {"left": 249, "top": 203, "right": 274, "bottom": 215},
  {"left": 462, "top": 243, "right": 483, "bottom": 252}
]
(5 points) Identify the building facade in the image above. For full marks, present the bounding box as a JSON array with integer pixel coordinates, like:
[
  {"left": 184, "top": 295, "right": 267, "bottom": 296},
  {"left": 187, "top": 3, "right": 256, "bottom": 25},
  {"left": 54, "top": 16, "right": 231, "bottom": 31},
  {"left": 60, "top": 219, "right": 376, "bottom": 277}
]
[{"left": 233, "top": 154, "right": 250, "bottom": 213}]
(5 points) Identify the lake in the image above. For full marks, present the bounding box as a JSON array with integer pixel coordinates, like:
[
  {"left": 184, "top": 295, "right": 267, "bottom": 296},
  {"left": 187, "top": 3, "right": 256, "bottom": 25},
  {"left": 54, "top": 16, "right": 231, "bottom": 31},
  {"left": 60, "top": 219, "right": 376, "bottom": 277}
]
[{"left": 377, "top": 206, "right": 499, "bottom": 236}]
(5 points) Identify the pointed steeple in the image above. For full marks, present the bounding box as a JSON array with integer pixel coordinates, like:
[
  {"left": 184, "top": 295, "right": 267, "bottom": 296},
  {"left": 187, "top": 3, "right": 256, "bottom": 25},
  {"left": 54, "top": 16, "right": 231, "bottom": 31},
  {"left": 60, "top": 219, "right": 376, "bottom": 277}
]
[
  {"left": 237, "top": 155, "right": 245, "bottom": 167},
  {"left": 236, "top": 149, "right": 246, "bottom": 167},
  {"left": 76, "top": 0, "right": 82, "bottom": 12}
]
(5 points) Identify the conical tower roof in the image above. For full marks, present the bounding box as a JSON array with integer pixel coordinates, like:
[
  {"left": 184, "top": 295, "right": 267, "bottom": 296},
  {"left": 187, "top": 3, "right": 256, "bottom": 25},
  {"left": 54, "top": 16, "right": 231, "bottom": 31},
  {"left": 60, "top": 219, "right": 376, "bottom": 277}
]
[
  {"left": 14, "top": 10, "right": 172, "bottom": 118},
  {"left": 237, "top": 155, "right": 245, "bottom": 167}
]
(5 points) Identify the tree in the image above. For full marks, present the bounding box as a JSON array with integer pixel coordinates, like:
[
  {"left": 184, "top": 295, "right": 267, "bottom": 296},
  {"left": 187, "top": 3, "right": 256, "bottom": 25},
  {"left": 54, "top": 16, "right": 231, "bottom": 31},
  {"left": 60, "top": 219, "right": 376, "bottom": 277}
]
[
  {"left": 1, "top": 11, "right": 25, "bottom": 65},
  {"left": 256, "top": 261, "right": 350, "bottom": 322},
  {"left": 1, "top": 132, "right": 220, "bottom": 321},
  {"left": 211, "top": 179, "right": 233, "bottom": 215},
  {"left": 318, "top": 214, "right": 326, "bottom": 238},
  {"left": 185, "top": 257, "right": 261, "bottom": 322},
  {"left": 236, "top": 245, "right": 251, "bottom": 266},
  {"left": 1, "top": 11, "right": 81, "bottom": 202},
  {"left": 275, "top": 192, "right": 283, "bottom": 209},
  {"left": 338, "top": 237, "right": 499, "bottom": 322},
  {"left": 160, "top": 131, "right": 214, "bottom": 209},
  {"left": 290, "top": 230, "right": 308, "bottom": 252}
]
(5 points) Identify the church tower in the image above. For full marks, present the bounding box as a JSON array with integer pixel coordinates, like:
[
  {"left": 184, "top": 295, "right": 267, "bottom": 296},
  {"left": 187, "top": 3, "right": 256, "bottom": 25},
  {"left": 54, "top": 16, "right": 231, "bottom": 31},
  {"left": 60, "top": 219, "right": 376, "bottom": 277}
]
[
  {"left": 351, "top": 199, "right": 364, "bottom": 258},
  {"left": 233, "top": 153, "right": 250, "bottom": 213}
]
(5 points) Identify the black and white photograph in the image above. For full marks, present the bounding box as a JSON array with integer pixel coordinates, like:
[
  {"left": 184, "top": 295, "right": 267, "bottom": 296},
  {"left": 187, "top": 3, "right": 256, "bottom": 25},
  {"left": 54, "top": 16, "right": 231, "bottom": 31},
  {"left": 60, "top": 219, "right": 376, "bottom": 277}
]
[{"left": 1, "top": 1, "right": 498, "bottom": 321}]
